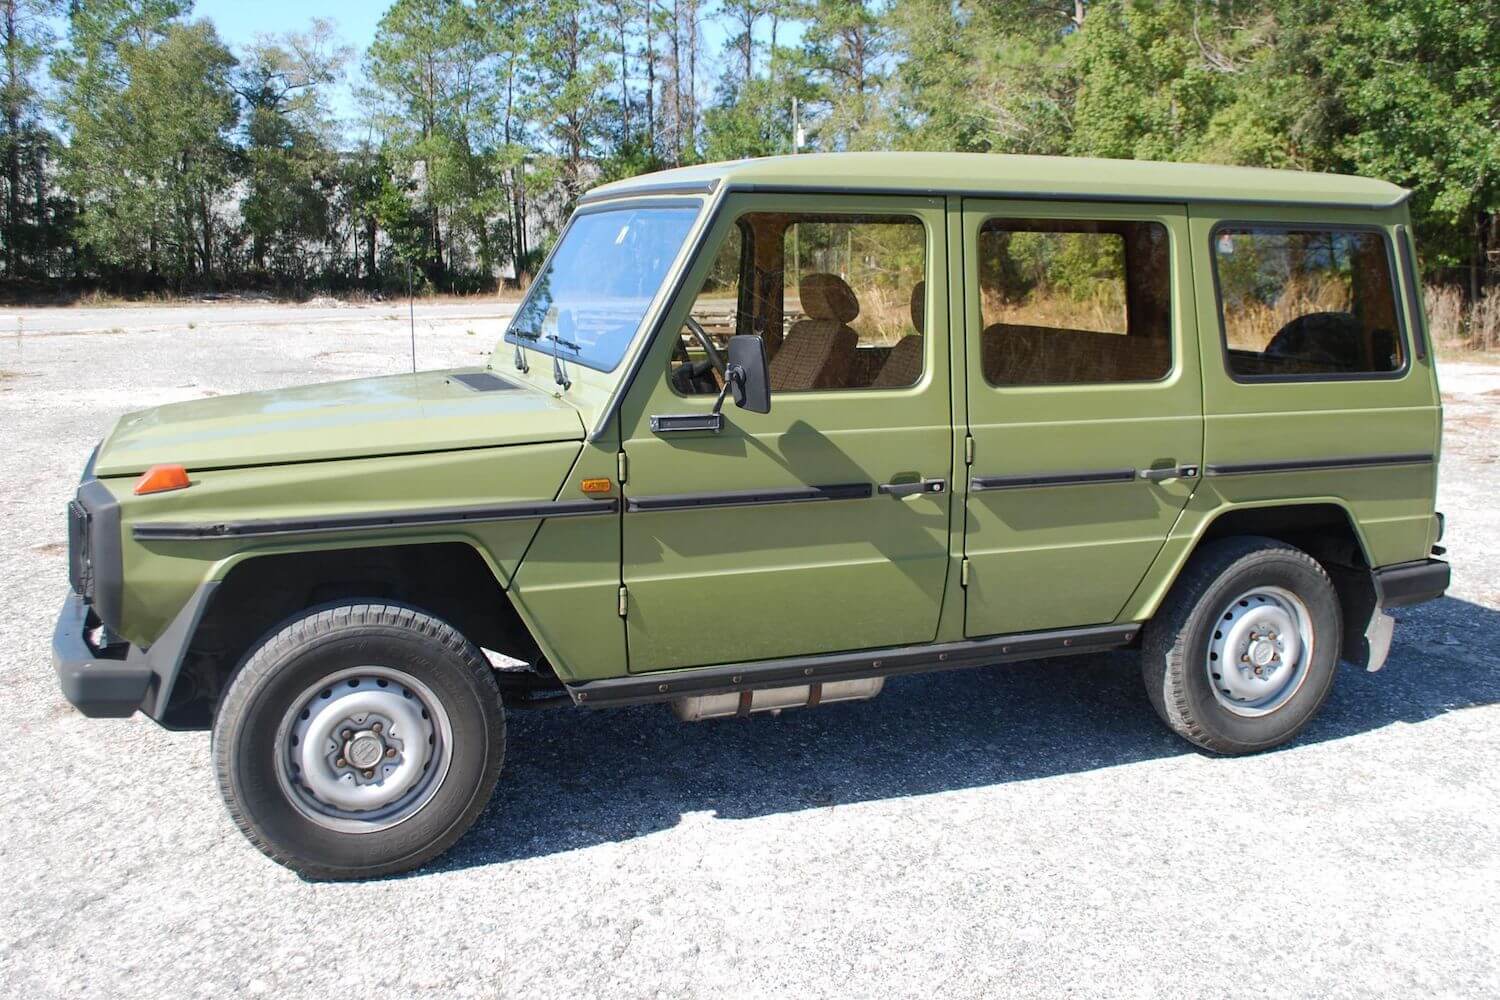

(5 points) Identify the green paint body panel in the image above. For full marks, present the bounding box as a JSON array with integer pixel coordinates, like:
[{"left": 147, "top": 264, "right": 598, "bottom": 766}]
[
  {"left": 70, "top": 153, "right": 1441, "bottom": 702},
  {"left": 95, "top": 368, "right": 584, "bottom": 477},
  {"left": 111, "top": 440, "right": 582, "bottom": 643},
  {"left": 959, "top": 200, "right": 1201, "bottom": 636}
]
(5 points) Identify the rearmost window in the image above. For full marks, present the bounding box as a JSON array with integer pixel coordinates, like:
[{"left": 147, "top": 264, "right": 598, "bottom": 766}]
[{"left": 1212, "top": 226, "right": 1405, "bottom": 379}]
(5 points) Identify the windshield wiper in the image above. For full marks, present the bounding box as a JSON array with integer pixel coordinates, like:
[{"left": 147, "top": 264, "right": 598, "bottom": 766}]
[
  {"left": 544, "top": 334, "right": 573, "bottom": 390},
  {"left": 509, "top": 327, "right": 539, "bottom": 373}
]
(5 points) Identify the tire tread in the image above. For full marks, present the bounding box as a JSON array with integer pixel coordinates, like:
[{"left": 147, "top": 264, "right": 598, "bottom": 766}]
[{"left": 212, "top": 602, "right": 504, "bottom": 880}]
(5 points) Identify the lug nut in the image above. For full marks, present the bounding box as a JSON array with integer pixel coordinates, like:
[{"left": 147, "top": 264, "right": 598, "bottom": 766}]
[
  {"left": 341, "top": 729, "right": 353, "bottom": 740},
  {"left": 335, "top": 757, "right": 347, "bottom": 768},
  {"left": 372, "top": 722, "right": 382, "bottom": 734},
  {"left": 385, "top": 748, "right": 396, "bottom": 759},
  {"left": 362, "top": 770, "right": 374, "bottom": 779}
]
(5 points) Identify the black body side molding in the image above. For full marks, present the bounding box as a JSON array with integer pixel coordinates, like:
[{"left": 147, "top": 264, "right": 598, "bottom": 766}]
[
  {"left": 133, "top": 498, "right": 620, "bottom": 541},
  {"left": 970, "top": 469, "right": 1136, "bottom": 492},
  {"left": 1204, "top": 453, "right": 1434, "bottom": 477},
  {"left": 626, "top": 482, "right": 872, "bottom": 513}
]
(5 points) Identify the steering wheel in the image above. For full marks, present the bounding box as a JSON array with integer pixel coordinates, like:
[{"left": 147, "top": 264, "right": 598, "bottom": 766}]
[{"left": 684, "top": 316, "right": 727, "bottom": 375}]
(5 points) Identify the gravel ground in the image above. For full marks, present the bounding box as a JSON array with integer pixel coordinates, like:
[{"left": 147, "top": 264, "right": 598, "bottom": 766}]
[{"left": 2, "top": 302, "right": 1497, "bottom": 999}]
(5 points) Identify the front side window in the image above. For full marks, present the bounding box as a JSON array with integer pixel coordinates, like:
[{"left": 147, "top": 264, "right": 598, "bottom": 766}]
[
  {"left": 1213, "top": 226, "right": 1405, "bottom": 379},
  {"left": 977, "top": 219, "right": 1172, "bottom": 386},
  {"left": 671, "top": 212, "right": 928, "bottom": 394},
  {"left": 507, "top": 203, "right": 700, "bottom": 372}
]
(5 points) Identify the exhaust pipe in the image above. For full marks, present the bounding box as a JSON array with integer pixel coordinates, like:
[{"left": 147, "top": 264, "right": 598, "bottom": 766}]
[{"left": 671, "top": 677, "right": 885, "bottom": 722}]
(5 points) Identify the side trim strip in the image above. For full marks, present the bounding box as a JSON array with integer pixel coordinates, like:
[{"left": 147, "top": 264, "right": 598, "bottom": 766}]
[
  {"left": 625, "top": 482, "right": 872, "bottom": 512},
  {"left": 1204, "top": 453, "right": 1434, "bottom": 478},
  {"left": 971, "top": 468, "right": 1136, "bottom": 492},
  {"left": 569, "top": 622, "right": 1140, "bottom": 708},
  {"left": 132, "top": 498, "right": 620, "bottom": 541}
]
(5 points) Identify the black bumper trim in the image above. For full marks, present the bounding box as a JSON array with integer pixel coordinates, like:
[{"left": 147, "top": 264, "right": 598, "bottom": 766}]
[
  {"left": 53, "top": 593, "right": 151, "bottom": 718},
  {"left": 52, "top": 582, "right": 220, "bottom": 721},
  {"left": 1374, "top": 558, "right": 1450, "bottom": 608}
]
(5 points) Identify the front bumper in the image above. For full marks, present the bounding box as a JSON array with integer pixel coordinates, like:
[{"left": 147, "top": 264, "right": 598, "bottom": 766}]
[
  {"left": 53, "top": 592, "right": 153, "bottom": 718},
  {"left": 52, "top": 583, "right": 220, "bottom": 722}
]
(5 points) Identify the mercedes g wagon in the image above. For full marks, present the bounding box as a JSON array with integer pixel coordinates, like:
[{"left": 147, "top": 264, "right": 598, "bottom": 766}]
[{"left": 54, "top": 153, "right": 1449, "bottom": 879}]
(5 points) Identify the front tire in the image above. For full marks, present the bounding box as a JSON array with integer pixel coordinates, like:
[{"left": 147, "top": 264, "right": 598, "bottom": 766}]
[
  {"left": 212, "top": 603, "right": 505, "bottom": 879},
  {"left": 1142, "top": 537, "right": 1342, "bottom": 755}
]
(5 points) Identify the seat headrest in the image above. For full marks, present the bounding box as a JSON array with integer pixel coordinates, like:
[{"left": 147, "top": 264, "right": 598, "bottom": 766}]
[
  {"left": 799, "top": 273, "right": 860, "bottom": 323},
  {"left": 910, "top": 280, "right": 925, "bottom": 334}
]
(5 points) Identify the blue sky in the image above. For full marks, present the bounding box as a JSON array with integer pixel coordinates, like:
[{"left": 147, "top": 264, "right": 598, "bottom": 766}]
[
  {"left": 185, "top": 0, "right": 747, "bottom": 132},
  {"left": 192, "top": 0, "right": 387, "bottom": 126}
]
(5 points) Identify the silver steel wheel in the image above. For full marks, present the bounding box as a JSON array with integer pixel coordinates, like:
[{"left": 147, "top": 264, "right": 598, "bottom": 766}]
[
  {"left": 1205, "top": 586, "right": 1315, "bottom": 717},
  {"left": 274, "top": 666, "right": 454, "bottom": 833}
]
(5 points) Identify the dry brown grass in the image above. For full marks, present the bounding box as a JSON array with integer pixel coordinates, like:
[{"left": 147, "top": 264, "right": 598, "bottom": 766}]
[
  {"left": 1426, "top": 285, "right": 1500, "bottom": 355},
  {"left": 1215, "top": 277, "right": 1353, "bottom": 351},
  {"left": 981, "top": 287, "right": 1126, "bottom": 336}
]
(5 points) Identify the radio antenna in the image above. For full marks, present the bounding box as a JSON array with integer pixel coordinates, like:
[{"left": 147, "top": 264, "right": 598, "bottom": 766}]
[{"left": 406, "top": 262, "right": 417, "bottom": 374}]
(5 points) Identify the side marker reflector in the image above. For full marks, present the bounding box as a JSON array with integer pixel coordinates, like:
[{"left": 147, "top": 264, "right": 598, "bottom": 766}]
[
  {"left": 580, "top": 477, "right": 613, "bottom": 495},
  {"left": 134, "top": 464, "right": 192, "bottom": 495}
]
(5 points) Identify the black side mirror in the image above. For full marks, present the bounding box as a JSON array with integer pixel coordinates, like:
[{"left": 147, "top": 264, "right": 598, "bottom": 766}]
[{"left": 726, "top": 334, "right": 771, "bottom": 414}]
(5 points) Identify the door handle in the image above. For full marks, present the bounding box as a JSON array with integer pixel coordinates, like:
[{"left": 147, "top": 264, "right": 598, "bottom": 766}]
[
  {"left": 879, "top": 478, "right": 946, "bottom": 497},
  {"left": 1138, "top": 464, "right": 1200, "bottom": 482}
]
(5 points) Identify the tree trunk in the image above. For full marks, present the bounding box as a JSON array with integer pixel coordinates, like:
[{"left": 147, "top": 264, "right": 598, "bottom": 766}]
[
  {"left": 644, "top": 0, "right": 656, "bottom": 156},
  {"left": 199, "top": 188, "right": 213, "bottom": 282},
  {"left": 3, "top": 0, "right": 21, "bottom": 275},
  {"left": 365, "top": 215, "right": 377, "bottom": 289}
]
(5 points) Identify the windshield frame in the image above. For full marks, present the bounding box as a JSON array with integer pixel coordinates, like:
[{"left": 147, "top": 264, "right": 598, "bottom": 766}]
[{"left": 504, "top": 197, "right": 706, "bottom": 375}]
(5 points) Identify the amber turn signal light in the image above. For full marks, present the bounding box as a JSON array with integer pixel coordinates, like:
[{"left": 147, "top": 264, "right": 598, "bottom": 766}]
[
  {"left": 579, "top": 477, "right": 612, "bottom": 495},
  {"left": 133, "top": 464, "right": 192, "bottom": 495}
]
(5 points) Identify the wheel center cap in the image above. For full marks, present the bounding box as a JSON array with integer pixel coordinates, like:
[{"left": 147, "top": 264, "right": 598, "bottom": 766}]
[
  {"left": 345, "top": 732, "right": 385, "bottom": 770},
  {"left": 1249, "top": 638, "right": 1277, "bottom": 669}
]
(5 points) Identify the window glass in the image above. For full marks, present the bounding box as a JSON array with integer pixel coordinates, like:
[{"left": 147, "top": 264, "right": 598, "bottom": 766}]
[
  {"left": 1213, "top": 227, "right": 1404, "bottom": 378},
  {"left": 507, "top": 204, "right": 699, "bottom": 372},
  {"left": 671, "top": 212, "right": 927, "bottom": 394},
  {"left": 977, "top": 219, "right": 1172, "bottom": 386}
]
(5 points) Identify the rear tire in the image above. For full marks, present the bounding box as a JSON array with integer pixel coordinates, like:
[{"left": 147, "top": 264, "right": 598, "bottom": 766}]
[
  {"left": 212, "top": 602, "right": 505, "bottom": 880},
  {"left": 1142, "top": 537, "right": 1342, "bottom": 755}
]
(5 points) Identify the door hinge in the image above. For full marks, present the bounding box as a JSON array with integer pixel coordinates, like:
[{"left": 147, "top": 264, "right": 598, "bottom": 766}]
[
  {"left": 617, "top": 450, "right": 628, "bottom": 484},
  {"left": 960, "top": 558, "right": 970, "bottom": 587},
  {"left": 618, "top": 585, "right": 629, "bottom": 618},
  {"left": 964, "top": 435, "right": 974, "bottom": 465}
]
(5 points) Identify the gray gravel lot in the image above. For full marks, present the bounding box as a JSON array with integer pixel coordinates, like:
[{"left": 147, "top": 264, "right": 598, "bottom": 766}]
[{"left": 2, "top": 302, "right": 1497, "bottom": 998}]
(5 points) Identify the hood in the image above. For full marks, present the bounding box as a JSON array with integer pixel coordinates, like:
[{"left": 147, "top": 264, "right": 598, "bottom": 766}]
[{"left": 94, "top": 368, "right": 583, "bottom": 477}]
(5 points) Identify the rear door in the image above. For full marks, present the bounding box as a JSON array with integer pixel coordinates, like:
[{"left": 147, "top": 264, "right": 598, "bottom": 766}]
[{"left": 959, "top": 200, "right": 1202, "bottom": 636}]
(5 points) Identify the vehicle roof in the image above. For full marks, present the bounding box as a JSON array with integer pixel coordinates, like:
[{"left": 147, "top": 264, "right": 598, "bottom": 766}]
[{"left": 581, "top": 152, "right": 1408, "bottom": 209}]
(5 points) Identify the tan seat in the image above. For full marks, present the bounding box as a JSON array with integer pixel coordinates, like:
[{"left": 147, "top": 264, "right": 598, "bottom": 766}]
[
  {"left": 872, "top": 281, "right": 926, "bottom": 388},
  {"left": 981, "top": 323, "right": 1169, "bottom": 385},
  {"left": 771, "top": 273, "right": 860, "bottom": 391}
]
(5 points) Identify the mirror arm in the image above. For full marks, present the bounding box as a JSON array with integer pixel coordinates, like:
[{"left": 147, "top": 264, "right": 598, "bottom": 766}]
[{"left": 711, "top": 364, "right": 745, "bottom": 416}]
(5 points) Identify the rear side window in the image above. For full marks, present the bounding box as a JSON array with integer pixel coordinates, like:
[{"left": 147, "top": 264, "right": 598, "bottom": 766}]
[
  {"left": 1212, "top": 226, "right": 1405, "bottom": 379},
  {"left": 977, "top": 219, "right": 1172, "bottom": 386}
]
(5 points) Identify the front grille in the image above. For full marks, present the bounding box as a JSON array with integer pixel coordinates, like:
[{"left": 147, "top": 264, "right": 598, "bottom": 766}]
[{"left": 67, "top": 498, "right": 93, "bottom": 599}]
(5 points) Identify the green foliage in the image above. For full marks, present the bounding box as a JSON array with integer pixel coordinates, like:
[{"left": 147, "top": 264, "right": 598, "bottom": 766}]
[{"left": 1, "top": 0, "right": 1493, "bottom": 297}]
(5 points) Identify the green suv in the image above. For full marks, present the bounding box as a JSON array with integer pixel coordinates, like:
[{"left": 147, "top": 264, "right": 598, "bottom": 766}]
[{"left": 54, "top": 153, "right": 1449, "bottom": 878}]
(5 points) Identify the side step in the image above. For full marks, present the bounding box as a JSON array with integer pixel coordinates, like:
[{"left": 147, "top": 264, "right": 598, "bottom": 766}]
[{"left": 567, "top": 622, "right": 1139, "bottom": 709}]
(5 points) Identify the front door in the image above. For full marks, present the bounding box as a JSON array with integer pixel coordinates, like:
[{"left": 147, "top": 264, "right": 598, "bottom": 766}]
[
  {"left": 959, "top": 200, "right": 1202, "bottom": 637},
  {"left": 619, "top": 193, "right": 954, "bottom": 671}
]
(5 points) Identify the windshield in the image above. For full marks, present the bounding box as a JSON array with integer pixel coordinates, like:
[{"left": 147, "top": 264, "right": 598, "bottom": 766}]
[{"left": 506, "top": 203, "right": 701, "bottom": 372}]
